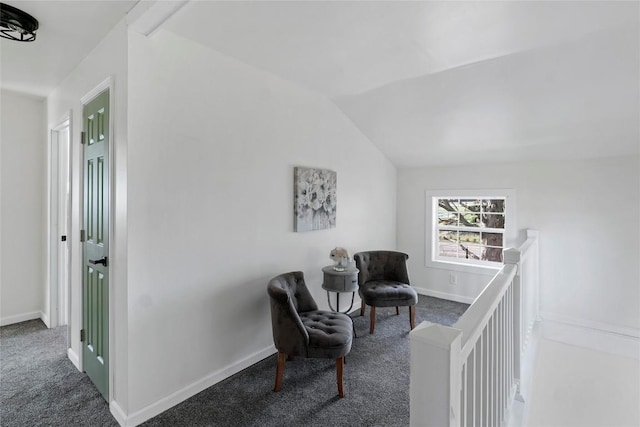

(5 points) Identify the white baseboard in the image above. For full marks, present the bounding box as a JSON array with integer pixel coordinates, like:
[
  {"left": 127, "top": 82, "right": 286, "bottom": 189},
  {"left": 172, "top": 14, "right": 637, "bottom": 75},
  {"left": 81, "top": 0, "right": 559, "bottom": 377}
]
[
  {"left": 541, "top": 312, "right": 640, "bottom": 359},
  {"left": 540, "top": 311, "right": 640, "bottom": 338},
  {"left": 40, "top": 312, "right": 50, "bottom": 328},
  {"left": 110, "top": 400, "right": 127, "bottom": 427},
  {"left": 123, "top": 344, "right": 277, "bottom": 426},
  {"left": 68, "top": 348, "right": 81, "bottom": 371},
  {"left": 0, "top": 311, "right": 43, "bottom": 327},
  {"left": 540, "top": 312, "right": 640, "bottom": 360},
  {"left": 414, "top": 287, "right": 475, "bottom": 305}
]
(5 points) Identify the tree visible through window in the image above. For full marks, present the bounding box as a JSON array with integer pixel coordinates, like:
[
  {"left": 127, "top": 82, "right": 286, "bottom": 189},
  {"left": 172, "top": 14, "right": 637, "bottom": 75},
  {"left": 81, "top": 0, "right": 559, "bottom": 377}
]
[{"left": 436, "top": 198, "right": 506, "bottom": 264}]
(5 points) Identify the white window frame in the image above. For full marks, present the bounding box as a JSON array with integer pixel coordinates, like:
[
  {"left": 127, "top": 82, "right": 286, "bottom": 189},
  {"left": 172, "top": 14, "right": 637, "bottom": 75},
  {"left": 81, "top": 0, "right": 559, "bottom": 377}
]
[{"left": 425, "top": 189, "right": 516, "bottom": 274}]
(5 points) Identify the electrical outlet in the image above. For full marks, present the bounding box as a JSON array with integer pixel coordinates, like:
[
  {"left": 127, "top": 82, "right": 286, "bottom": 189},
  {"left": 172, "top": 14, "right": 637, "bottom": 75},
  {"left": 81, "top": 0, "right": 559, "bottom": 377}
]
[{"left": 449, "top": 273, "right": 457, "bottom": 285}]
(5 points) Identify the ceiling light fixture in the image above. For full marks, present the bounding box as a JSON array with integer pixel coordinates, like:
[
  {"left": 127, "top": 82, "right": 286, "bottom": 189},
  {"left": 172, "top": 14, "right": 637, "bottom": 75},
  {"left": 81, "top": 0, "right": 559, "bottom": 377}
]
[{"left": 0, "top": 3, "right": 38, "bottom": 42}]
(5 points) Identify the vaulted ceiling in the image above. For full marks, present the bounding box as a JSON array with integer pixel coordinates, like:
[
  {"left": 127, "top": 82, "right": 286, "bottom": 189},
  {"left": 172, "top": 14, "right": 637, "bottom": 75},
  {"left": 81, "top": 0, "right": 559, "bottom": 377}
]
[
  {"left": 2, "top": 1, "right": 638, "bottom": 167},
  {"left": 162, "top": 1, "right": 640, "bottom": 167}
]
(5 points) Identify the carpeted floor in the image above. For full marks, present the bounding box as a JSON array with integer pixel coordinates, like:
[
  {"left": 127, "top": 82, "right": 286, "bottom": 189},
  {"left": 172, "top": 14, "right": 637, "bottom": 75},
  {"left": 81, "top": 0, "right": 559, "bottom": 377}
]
[
  {"left": 0, "top": 296, "right": 468, "bottom": 427},
  {"left": 0, "top": 319, "right": 116, "bottom": 426}
]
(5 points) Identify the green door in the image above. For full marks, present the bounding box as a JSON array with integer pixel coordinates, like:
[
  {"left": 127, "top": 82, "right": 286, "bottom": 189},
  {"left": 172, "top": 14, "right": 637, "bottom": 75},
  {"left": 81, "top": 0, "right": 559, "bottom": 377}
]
[{"left": 82, "top": 90, "right": 109, "bottom": 400}]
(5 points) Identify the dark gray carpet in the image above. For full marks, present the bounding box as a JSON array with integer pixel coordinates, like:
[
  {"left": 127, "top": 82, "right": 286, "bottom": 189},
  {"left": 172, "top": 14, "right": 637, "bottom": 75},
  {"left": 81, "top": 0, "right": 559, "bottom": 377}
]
[
  {"left": 0, "top": 296, "right": 467, "bottom": 427},
  {"left": 142, "top": 296, "right": 467, "bottom": 427},
  {"left": 0, "top": 319, "right": 116, "bottom": 426}
]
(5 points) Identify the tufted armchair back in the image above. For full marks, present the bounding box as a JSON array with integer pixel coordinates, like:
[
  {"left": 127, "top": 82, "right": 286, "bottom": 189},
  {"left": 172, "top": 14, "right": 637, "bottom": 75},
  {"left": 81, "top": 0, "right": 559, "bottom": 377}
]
[
  {"left": 267, "top": 271, "right": 354, "bottom": 397},
  {"left": 353, "top": 251, "right": 416, "bottom": 334},
  {"left": 354, "top": 251, "right": 410, "bottom": 286},
  {"left": 267, "top": 271, "right": 318, "bottom": 357}
]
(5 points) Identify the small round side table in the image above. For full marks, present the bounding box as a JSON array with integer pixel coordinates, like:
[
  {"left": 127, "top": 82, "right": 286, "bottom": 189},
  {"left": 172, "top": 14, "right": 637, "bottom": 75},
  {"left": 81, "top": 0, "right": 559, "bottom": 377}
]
[{"left": 321, "top": 265, "right": 359, "bottom": 313}]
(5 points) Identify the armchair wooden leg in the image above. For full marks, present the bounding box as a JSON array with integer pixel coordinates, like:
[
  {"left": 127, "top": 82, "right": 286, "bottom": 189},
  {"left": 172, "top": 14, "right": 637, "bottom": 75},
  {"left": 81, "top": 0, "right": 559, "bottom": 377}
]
[
  {"left": 396, "top": 306, "right": 400, "bottom": 315},
  {"left": 337, "top": 357, "right": 345, "bottom": 398},
  {"left": 409, "top": 305, "right": 416, "bottom": 330},
  {"left": 360, "top": 299, "right": 366, "bottom": 316},
  {"left": 274, "top": 352, "right": 286, "bottom": 392},
  {"left": 370, "top": 306, "right": 376, "bottom": 334}
]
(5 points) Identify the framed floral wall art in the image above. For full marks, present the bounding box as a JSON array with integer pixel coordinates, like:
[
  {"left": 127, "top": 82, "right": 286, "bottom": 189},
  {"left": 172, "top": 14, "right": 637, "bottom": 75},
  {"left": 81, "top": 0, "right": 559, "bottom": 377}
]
[{"left": 294, "top": 167, "right": 337, "bottom": 232}]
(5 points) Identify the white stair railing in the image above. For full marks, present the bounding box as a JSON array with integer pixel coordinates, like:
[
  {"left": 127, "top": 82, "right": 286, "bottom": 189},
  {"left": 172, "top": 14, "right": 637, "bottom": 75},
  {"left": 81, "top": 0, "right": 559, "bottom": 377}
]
[{"left": 410, "top": 230, "right": 539, "bottom": 427}]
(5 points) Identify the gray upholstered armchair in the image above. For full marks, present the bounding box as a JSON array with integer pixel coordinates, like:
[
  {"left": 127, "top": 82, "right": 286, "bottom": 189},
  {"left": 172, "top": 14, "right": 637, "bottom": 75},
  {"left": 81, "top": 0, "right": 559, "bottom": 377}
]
[
  {"left": 267, "top": 271, "right": 353, "bottom": 397},
  {"left": 353, "top": 251, "right": 418, "bottom": 334}
]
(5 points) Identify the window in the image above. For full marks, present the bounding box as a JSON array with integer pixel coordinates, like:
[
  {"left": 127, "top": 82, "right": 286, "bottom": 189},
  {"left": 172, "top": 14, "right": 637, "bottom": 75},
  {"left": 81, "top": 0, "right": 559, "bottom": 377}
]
[{"left": 426, "top": 190, "right": 514, "bottom": 271}]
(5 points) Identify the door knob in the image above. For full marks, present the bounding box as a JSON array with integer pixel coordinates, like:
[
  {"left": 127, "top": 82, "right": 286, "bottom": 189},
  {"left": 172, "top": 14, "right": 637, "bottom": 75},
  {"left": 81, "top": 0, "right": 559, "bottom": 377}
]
[{"left": 89, "top": 256, "right": 108, "bottom": 267}]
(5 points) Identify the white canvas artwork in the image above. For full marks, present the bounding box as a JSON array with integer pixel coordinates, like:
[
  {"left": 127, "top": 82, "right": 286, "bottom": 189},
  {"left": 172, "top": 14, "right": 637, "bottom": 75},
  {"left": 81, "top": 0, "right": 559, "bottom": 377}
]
[{"left": 294, "top": 167, "right": 337, "bottom": 232}]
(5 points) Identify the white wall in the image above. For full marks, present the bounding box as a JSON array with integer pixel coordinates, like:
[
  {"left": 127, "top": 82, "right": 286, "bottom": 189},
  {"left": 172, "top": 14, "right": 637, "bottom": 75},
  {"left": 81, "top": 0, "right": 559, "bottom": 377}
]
[
  {"left": 0, "top": 90, "right": 46, "bottom": 325},
  {"left": 398, "top": 156, "right": 640, "bottom": 336},
  {"left": 127, "top": 29, "right": 397, "bottom": 417},
  {"left": 47, "top": 18, "right": 129, "bottom": 415}
]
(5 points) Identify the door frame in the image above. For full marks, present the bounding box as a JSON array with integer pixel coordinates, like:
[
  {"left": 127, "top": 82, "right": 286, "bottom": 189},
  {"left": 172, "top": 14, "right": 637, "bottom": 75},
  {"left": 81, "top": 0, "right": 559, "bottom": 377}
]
[
  {"left": 78, "top": 76, "right": 116, "bottom": 402},
  {"left": 48, "top": 115, "right": 72, "bottom": 332}
]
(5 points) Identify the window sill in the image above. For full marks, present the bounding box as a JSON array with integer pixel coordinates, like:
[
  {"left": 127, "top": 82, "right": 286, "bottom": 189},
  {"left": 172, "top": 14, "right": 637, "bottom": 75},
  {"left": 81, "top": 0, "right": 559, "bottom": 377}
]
[{"left": 425, "top": 259, "right": 501, "bottom": 276}]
